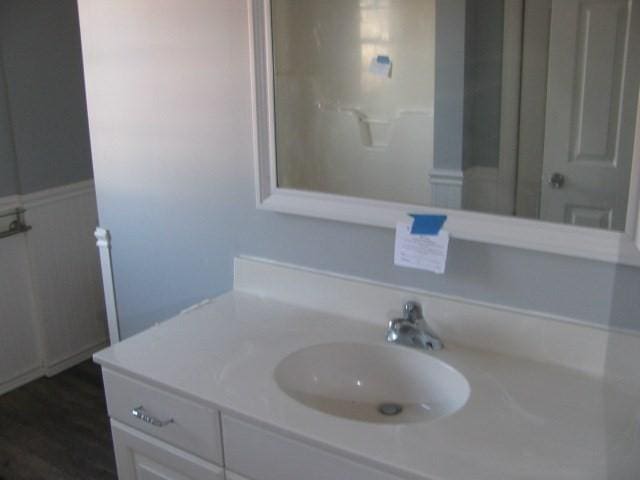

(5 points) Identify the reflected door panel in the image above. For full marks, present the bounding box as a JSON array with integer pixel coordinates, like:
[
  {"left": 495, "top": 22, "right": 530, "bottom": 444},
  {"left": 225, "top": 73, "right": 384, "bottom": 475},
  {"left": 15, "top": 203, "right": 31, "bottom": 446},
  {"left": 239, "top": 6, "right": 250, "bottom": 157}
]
[
  {"left": 269, "top": 0, "right": 640, "bottom": 232},
  {"left": 540, "top": 0, "right": 640, "bottom": 230}
]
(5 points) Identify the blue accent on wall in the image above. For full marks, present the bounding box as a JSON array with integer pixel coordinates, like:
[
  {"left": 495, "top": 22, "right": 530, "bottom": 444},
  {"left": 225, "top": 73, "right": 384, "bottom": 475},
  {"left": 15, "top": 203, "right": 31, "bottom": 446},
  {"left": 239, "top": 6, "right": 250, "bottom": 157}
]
[{"left": 409, "top": 214, "right": 447, "bottom": 235}]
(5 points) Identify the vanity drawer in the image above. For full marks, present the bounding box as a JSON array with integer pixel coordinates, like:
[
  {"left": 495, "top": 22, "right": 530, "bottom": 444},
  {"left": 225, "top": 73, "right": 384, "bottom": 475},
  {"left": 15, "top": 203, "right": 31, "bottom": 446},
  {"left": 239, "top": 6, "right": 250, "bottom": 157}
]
[
  {"left": 221, "top": 415, "right": 406, "bottom": 480},
  {"left": 102, "top": 369, "right": 222, "bottom": 465}
]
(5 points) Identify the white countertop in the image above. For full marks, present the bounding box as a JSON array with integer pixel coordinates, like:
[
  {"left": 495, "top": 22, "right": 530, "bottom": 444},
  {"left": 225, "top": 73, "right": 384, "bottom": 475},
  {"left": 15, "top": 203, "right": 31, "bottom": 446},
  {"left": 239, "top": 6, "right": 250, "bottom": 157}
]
[{"left": 95, "top": 292, "right": 640, "bottom": 480}]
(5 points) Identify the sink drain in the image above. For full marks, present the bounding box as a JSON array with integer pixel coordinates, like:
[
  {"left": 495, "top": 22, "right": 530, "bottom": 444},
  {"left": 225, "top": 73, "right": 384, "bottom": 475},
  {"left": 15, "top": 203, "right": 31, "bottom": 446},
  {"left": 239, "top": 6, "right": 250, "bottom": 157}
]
[{"left": 378, "top": 402, "right": 403, "bottom": 416}]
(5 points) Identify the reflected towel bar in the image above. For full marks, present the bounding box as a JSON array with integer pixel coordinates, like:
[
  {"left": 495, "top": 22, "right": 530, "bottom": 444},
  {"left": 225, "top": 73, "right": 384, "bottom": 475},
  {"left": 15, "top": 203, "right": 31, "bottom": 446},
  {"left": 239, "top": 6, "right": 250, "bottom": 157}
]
[{"left": 0, "top": 208, "right": 32, "bottom": 239}]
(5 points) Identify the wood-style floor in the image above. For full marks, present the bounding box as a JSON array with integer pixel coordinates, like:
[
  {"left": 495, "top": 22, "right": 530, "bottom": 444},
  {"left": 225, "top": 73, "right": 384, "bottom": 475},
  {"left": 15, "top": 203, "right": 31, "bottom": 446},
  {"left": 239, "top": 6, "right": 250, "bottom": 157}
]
[{"left": 0, "top": 361, "right": 117, "bottom": 480}]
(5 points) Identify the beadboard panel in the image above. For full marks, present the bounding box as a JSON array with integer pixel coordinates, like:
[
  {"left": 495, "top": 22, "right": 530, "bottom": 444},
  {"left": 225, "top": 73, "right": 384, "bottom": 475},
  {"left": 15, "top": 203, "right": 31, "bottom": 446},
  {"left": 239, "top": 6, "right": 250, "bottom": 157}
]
[
  {"left": 23, "top": 182, "right": 108, "bottom": 372},
  {"left": 0, "top": 182, "right": 107, "bottom": 394},
  {"left": 0, "top": 233, "right": 42, "bottom": 389}
]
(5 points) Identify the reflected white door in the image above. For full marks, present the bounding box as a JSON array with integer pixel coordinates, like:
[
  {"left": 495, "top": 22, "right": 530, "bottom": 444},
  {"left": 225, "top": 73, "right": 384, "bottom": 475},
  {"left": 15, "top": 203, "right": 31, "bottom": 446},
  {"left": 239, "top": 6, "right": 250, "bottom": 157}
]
[{"left": 540, "top": 0, "right": 640, "bottom": 230}]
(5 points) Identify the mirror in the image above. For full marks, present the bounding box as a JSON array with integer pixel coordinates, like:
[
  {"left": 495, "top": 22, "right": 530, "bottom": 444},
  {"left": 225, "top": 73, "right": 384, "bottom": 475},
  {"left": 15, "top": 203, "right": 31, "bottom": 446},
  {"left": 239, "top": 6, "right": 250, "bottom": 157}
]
[
  {"left": 269, "top": 0, "right": 640, "bottom": 233},
  {"left": 251, "top": 0, "right": 640, "bottom": 265}
]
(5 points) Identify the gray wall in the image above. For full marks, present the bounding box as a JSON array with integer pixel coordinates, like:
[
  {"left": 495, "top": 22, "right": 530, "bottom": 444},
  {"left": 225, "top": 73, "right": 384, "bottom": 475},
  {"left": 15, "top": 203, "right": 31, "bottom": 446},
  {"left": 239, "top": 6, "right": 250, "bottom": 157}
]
[
  {"left": 78, "top": 0, "right": 640, "bottom": 339},
  {"left": 0, "top": 0, "right": 93, "bottom": 195},
  {"left": 463, "top": 0, "right": 504, "bottom": 169},
  {"left": 0, "top": 44, "right": 18, "bottom": 197}
]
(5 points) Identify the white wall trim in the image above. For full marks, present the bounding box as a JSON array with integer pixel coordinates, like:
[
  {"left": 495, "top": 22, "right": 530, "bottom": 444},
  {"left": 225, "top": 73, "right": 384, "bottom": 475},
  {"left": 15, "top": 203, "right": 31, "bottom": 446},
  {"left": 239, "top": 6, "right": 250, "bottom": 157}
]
[
  {"left": 259, "top": 188, "right": 640, "bottom": 265},
  {"left": 234, "top": 256, "right": 640, "bottom": 384},
  {"left": 0, "top": 180, "right": 95, "bottom": 211},
  {"left": 429, "top": 168, "right": 464, "bottom": 209},
  {"left": 429, "top": 168, "right": 464, "bottom": 185},
  {"left": 96, "top": 227, "right": 120, "bottom": 344},
  {"left": 44, "top": 340, "right": 108, "bottom": 377},
  {"left": 0, "top": 366, "right": 43, "bottom": 397},
  {"left": 0, "top": 339, "right": 108, "bottom": 393},
  {"left": 0, "top": 195, "right": 20, "bottom": 212},
  {"left": 22, "top": 179, "right": 95, "bottom": 209},
  {"left": 1, "top": 180, "right": 107, "bottom": 394}
]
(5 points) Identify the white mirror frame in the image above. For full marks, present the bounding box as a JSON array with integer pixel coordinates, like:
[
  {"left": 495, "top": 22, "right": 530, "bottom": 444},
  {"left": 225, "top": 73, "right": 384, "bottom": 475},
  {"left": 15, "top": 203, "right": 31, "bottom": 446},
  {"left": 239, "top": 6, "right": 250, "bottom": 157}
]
[{"left": 249, "top": 0, "right": 640, "bottom": 266}]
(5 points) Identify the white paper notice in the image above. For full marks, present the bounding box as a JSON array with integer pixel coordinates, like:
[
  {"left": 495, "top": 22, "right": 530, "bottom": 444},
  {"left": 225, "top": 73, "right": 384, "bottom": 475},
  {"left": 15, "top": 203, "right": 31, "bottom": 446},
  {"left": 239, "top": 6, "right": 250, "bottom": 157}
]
[
  {"left": 394, "top": 222, "right": 449, "bottom": 274},
  {"left": 368, "top": 56, "right": 392, "bottom": 77}
]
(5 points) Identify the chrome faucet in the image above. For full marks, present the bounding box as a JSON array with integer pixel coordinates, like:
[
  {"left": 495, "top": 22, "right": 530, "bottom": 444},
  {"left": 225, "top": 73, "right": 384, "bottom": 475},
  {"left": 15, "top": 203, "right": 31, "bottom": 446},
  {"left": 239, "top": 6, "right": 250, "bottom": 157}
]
[{"left": 386, "top": 301, "right": 443, "bottom": 351}]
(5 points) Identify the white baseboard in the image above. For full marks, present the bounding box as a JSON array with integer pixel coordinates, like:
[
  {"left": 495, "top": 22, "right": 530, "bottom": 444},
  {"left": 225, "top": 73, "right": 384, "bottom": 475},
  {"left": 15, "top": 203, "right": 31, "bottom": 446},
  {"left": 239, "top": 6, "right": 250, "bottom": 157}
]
[
  {"left": 0, "top": 340, "right": 107, "bottom": 394},
  {"left": 0, "top": 367, "right": 43, "bottom": 397},
  {"left": 0, "top": 196, "right": 22, "bottom": 232},
  {"left": 45, "top": 340, "right": 108, "bottom": 377}
]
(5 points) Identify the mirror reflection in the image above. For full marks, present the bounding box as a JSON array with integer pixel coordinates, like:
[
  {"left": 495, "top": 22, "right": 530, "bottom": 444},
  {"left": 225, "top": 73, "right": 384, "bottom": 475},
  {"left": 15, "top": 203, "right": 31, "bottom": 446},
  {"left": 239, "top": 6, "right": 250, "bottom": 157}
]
[{"left": 272, "top": 0, "right": 640, "bottom": 231}]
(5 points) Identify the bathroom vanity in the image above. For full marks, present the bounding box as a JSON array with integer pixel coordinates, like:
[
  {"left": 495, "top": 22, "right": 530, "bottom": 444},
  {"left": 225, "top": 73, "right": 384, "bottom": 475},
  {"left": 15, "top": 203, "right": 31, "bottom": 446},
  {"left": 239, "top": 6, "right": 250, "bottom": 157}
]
[{"left": 95, "top": 258, "right": 640, "bottom": 480}]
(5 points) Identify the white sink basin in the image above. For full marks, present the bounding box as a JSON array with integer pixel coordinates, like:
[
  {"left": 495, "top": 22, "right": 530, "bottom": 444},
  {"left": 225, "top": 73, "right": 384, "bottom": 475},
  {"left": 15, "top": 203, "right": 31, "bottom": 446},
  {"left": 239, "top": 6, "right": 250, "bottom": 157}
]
[{"left": 274, "top": 342, "right": 470, "bottom": 424}]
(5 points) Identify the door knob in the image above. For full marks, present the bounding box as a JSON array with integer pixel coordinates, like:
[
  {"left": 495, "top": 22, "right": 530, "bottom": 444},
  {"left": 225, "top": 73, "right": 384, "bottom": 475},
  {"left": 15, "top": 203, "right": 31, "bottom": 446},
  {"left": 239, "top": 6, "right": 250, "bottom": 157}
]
[{"left": 548, "top": 173, "right": 566, "bottom": 189}]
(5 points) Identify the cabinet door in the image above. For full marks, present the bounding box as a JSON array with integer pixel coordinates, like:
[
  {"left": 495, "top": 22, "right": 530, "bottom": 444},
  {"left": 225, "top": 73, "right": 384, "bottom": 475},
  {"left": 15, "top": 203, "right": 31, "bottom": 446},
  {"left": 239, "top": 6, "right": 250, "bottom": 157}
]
[{"left": 111, "top": 420, "right": 224, "bottom": 480}]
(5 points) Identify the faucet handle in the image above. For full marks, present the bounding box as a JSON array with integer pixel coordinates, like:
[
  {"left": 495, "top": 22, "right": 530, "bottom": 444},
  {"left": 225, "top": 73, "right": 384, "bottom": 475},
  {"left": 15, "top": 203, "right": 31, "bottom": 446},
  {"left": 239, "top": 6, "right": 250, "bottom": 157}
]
[
  {"left": 402, "top": 301, "right": 422, "bottom": 323},
  {"left": 386, "top": 318, "right": 403, "bottom": 342}
]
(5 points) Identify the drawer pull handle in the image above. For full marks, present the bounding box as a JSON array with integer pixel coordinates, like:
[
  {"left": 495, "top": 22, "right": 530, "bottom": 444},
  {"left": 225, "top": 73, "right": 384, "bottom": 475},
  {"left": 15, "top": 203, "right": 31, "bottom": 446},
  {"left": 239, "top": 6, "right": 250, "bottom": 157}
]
[{"left": 131, "top": 406, "right": 174, "bottom": 427}]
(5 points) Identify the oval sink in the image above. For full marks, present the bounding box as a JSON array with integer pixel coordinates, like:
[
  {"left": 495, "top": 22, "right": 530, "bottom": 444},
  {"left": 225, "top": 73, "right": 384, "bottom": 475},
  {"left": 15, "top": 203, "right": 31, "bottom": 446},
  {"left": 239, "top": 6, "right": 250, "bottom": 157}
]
[{"left": 274, "top": 342, "right": 470, "bottom": 424}]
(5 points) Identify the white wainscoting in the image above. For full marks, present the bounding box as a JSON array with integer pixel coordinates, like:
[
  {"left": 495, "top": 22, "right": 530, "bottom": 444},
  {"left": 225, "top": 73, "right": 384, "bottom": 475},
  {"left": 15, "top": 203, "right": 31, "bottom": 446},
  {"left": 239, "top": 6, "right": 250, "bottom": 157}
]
[
  {"left": 0, "top": 181, "right": 108, "bottom": 394},
  {"left": 0, "top": 230, "right": 43, "bottom": 390},
  {"left": 428, "top": 168, "right": 464, "bottom": 209}
]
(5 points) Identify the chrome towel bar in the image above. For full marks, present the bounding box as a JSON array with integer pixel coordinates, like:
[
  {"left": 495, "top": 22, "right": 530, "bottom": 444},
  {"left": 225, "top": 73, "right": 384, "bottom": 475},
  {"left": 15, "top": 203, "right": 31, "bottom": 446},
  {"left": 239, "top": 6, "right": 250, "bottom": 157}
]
[{"left": 0, "top": 208, "right": 32, "bottom": 239}]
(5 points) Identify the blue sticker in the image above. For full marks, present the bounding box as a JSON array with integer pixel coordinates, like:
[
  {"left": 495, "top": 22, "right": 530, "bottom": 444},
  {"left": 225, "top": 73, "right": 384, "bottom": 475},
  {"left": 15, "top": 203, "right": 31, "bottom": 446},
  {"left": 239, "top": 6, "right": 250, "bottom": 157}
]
[
  {"left": 376, "top": 55, "right": 391, "bottom": 64},
  {"left": 409, "top": 214, "right": 447, "bottom": 235}
]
